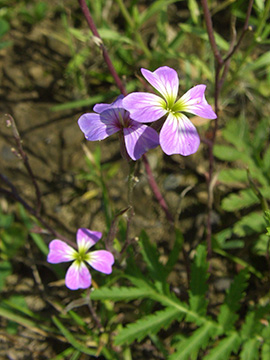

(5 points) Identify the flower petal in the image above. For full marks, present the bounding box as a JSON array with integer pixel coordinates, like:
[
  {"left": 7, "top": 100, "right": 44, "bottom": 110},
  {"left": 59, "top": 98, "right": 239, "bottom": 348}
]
[
  {"left": 47, "top": 240, "right": 76, "bottom": 264},
  {"left": 123, "top": 122, "right": 159, "bottom": 160},
  {"left": 65, "top": 261, "right": 91, "bottom": 290},
  {"left": 93, "top": 95, "right": 124, "bottom": 113},
  {"left": 178, "top": 85, "right": 217, "bottom": 119},
  {"left": 78, "top": 113, "right": 119, "bottom": 141},
  {"left": 86, "top": 250, "right": 114, "bottom": 274},
  {"left": 76, "top": 228, "right": 102, "bottom": 252},
  {"left": 141, "top": 66, "right": 179, "bottom": 104},
  {"left": 122, "top": 92, "right": 167, "bottom": 123},
  {"left": 160, "top": 113, "right": 200, "bottom": 156}
]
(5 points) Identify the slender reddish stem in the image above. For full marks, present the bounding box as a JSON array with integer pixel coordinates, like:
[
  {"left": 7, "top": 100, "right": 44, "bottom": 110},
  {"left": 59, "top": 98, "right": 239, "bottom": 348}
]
[
  {"left": 201, "top": 0, "right": 254, "bottom": 260},
  {"left": 78, "top": 0, "right": 174, "bottom": 223},
  {"left": 142, "top": 155, "right": 174, "bottom": 224},
  {"left": 78, "top": 0, "right": 127, "bottom": 96}
]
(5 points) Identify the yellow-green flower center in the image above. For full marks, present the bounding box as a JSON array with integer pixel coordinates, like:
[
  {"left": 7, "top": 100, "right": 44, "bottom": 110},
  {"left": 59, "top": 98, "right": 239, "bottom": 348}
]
[
  {"left": 74, "top": 250, "right": 90, "bottom": 263},
  {"left": 161, "top": 97, "right": 187, "bottom": 115}
]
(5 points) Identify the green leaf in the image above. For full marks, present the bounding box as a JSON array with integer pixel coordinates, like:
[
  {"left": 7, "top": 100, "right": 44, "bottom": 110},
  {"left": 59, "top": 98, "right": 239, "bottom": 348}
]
[
  {"left": 253, "top": 117, "right": 270, "bottom": 153},
  {"left": 2, "top": 295, "right": 36, "bottom": 319},
  {"left": 223, "top": 187, "right": 270, "bottom": 212},
  {"left": 0, "top": 261, "right": 12, "bottom": 290},
  {"left": 139, "top": 0, "right": 179, "bottom": 25},
  {"left": 90, "top": 286, "right": 152, "bottom": 301},
  {"left": 244, "top": 51, "right": 270, "bottom": 72},
  {"left": 114, "top": 307, "right": 182, "bottom": 345},
  {"left": 262, "top": 342, "right": 270, "bottom": 360},
  {"left": 254, "top": 0, "right": 264, "bottom": 11},
  {"left": 222, "top": 118, "right": 250, "bottom": 150},
  {"left": 241, "top": 305, "right": 270, "bottom": 340},
  {"left": 1, "top": 224, "right": 26, "bottom": 258},
  {"left": 98, "top": 28, "right": 135, "bottom": 45},
  {"left": 240, "top": 338, "right": 260, "bottom": 360},
  {"left": 165, "top": 228, "right": 183, "bottom": 275},
  {"left": 50, "top": 94, "right": 109, "bottom": 111},
  {"left": 214, "top": 145, "right": 249, "bottom": 162},
  {"left": 217, "top": 270, "right": 249, "bottom": 332},
  {"left": 204, "top": 332, "right": 241, "bottom": 360},
  {"left": 169, "top": 322, "right": 216, "bottom": 360},
  {"left": 233, "top": 211, "right": 266, "bottom": 237},
  {"left": 187, "top": 0, "right": 200, "bottom": 24},
  {"left": 0, "top": 18, "right": 9, "bottom": 37},
  {"left": 52, "top": 316, "right": 97, "bottom": 356},
  {"left": 180, "top": 23, "right": 229, "bottom": 51},
  {"left": 51, "top": 347, "right": 75, "bottom": 360},
  {"left": 30, "top": 232, "right": 49, "bottom": 257},
  {"left": 0, "top": 305, "right": 53, "bottom": 334},
  {"left": 188, "top": 244, "right": 209, "bottom": 319},
  {"left": 0, "top": 210, "right": 13, "bottom": 228},
  {"left": 213, "top": 228, "right": 233, "bottom": 247},
  {"left": 218, "top": 169, "right": 248, "bottom": 184},
  {"left": 213, "top": 248, "right": 263, "bottom": 279},
  {"left": 263, "top": 147, "right": 270, "bottom": 171},
  {"left": 139, "top": 230, "right": 167, "bottom": 284},
  {"left": 252, "top": 234, "right": 270, "bottom": 255},
  {"left": 221, "top": 189, "right": 259, "bottom": 212}
]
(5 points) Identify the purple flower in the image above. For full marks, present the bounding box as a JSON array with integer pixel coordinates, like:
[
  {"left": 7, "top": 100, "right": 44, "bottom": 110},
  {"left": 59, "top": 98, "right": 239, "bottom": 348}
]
[
  {"left": 122, "top": 66, "right": 217, "bottom": 156},
  {"left": 78, "top": 95, "right": 159, "bottom": 161},
  {"left": 47, "top": 228, "right": 114, "bottom": 290}
]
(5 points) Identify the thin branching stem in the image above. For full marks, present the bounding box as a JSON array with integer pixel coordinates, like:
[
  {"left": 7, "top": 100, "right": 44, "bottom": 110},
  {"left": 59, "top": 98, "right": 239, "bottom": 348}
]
[
  {"left": 78, "top": 0, "right": 127, "bottom": 96},
  {"left": 201, "top": 0, "right": 254, "bottom": 260},
  {"left": 142, "top": 155, "right": 174, "bottom": 224},
  {"left": 223, "top": 0, "right": 254, "bottom": 63},
  {"left": 78, "top": 0, "right": 174, "bottom": 225},
  {"left": 86, "top": 288, "right": 103, "bottom": 329},
  {"left": 0, "top": 180, "right": 73, "bottom": 246},
  {"left": 6, "top": 114, "right": 42, "bottom": 215},
  {"left": 201, "top": 0, "right": 223, "bottom": 65}
]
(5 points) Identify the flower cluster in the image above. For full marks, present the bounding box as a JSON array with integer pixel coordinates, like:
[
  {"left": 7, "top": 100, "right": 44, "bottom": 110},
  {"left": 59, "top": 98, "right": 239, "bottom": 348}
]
[
  {"left": 47, "top": 66, "right": 216, "bottom": 290},
  {"left": 47, "top": 228, "right": 114, "bottom": 290},
  {"left": 78, "top": 66, "right": 216, "bottom": 158}
]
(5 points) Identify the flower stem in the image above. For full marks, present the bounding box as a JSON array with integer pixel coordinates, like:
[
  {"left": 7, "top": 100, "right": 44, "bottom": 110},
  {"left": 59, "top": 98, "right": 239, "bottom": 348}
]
[
  {"left": 6, "top": 114, "right": 42, "bottom": 216},
  {"left": 201, "top": 0, "right": 254, "bottom": 261},
  {"left": 78, "top": 0, "right": 127, "bottom": 96},
  {"left": 78, "top": 0, "right": 172, "bottom": 225},
  {"left": 142, "top": 155, "right": 174, "bottom": 224},
  {"left": 127, "top": 161, "right": 136, "bottom": 206}
]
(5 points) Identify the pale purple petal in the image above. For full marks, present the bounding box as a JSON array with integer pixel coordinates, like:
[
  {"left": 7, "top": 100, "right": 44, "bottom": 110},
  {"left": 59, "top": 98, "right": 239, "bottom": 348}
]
[
  {"left": 178, "top": 85, "right": 217, "bottom": 119},
  {"left": 123, "top": 122, "right": 159, "bottom": 160},
  {"left": 65, "top": 261, "right": 91, "bottom": 290},
  {"left": 160, "top": 113, "right": 200, "bottom": 156},
  {"left": 47, "top": 240, "right": 76, "bottom": 264},
  {"left": 86, "top": 250, "right": 114, "bottom": 274},
  {"left": 76, "top": 228, "right": 102, "bottom": 252},
  {"left": 100, "top": 107, "right": 127, "bottom": 128},
  {"left": 78, "top": 113, "right": 119, "bottom": 141},
  {"left": 141, "top": 67, "right": 179, "bottom": 103},
  {"left": 122, "top": 92, "right": 167, "bottom": 123},
  {"left": 93, "top": 95, "right": 124, "bottom": 113}
]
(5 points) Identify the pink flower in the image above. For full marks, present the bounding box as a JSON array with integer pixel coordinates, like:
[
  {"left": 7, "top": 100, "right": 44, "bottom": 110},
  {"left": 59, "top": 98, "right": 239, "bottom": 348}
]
[
  {"left": 47, "top": 228, "right": 114, "bottom": 290},
  {"left": 123, "top": 66, "right": 217, "bottom": 156},
  {"left": 78, "top": 95, "right": 159, "bottom": 161}
]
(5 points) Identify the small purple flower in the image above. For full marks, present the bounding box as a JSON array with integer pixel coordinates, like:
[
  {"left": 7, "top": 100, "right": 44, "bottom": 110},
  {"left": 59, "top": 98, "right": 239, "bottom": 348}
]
[
  {"left": 47, "top": 228, "right": 114, "bottom": 290},
  {"left": 78, "top": 95, "right": 159, "bottom": 161},
  {"left": 123, "top": 66, "right": 217, "bottom": 156}
]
